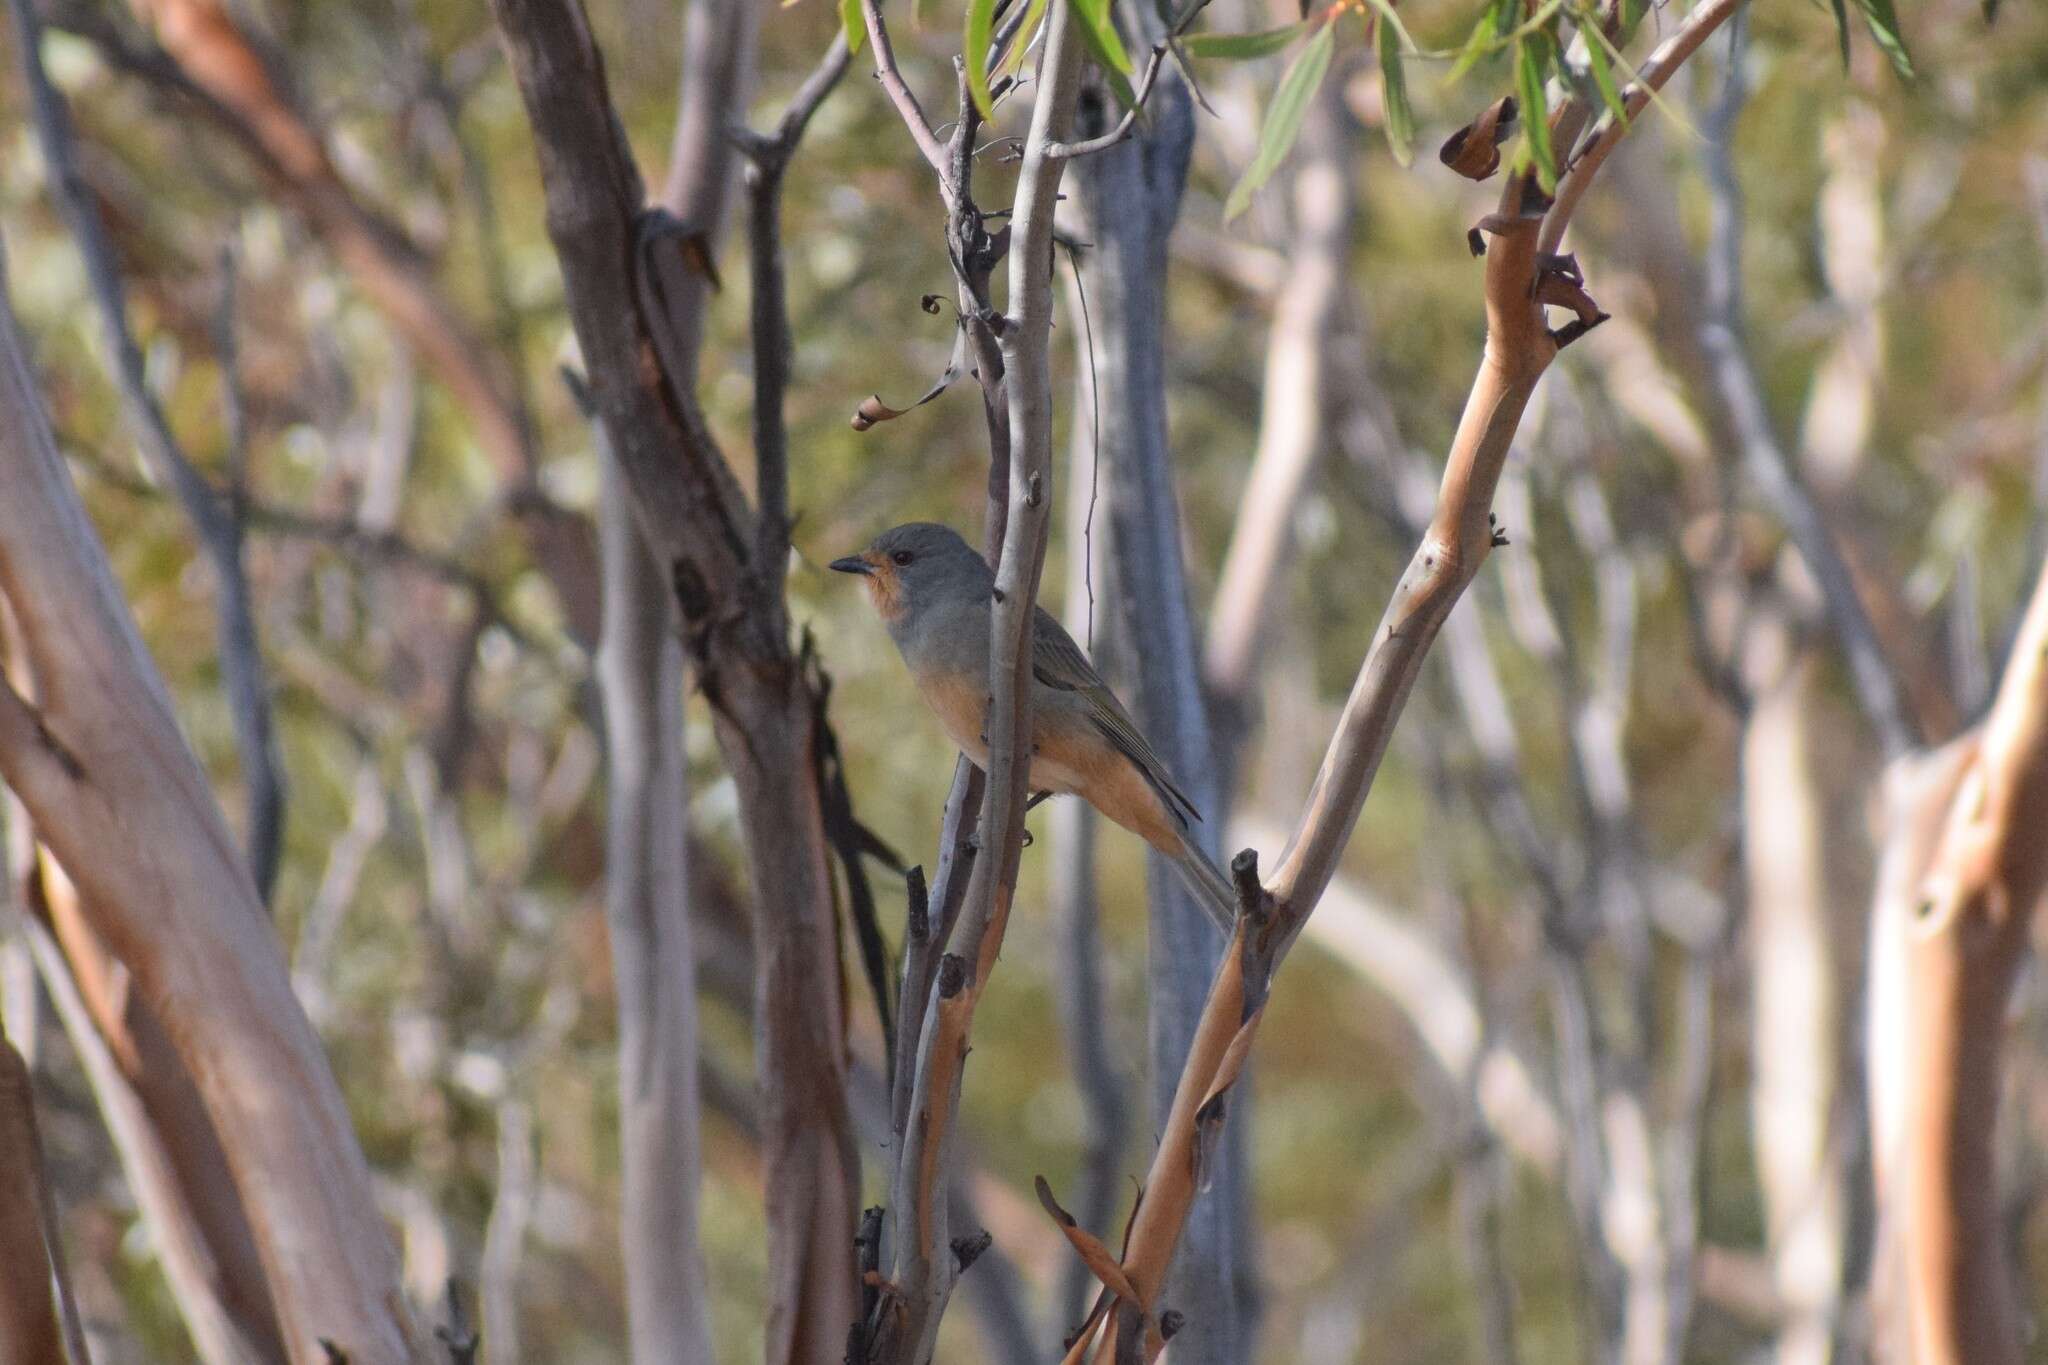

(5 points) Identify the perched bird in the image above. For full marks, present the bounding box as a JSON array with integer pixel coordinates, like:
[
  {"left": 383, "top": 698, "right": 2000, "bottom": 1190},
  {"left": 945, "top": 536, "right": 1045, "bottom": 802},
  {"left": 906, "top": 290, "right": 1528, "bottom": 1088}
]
[{"left": 831, "top": 522, "right": 1237, "bottom": 929}]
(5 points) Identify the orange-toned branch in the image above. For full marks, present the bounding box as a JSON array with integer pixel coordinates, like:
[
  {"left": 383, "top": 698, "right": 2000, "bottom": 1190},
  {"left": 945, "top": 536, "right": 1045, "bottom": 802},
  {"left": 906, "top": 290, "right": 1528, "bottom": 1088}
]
[
  {"left": 1055, "top": 2, "right": 1749, "bottom": 1354},
  {"left": 1877, "top": 559, "right": 2048, "bottom": 1365}
]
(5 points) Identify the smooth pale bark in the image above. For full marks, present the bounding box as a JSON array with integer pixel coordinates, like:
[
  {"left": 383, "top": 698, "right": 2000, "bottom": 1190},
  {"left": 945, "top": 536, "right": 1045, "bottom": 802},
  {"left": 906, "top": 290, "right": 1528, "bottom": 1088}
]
[
  {"left": 1205, "top": 89, "right": 1352, "bottom": 741},
  {"left": 1871, "top": 561, "right": 2048, "bottom": 1365},
  {"left": 0, "top": 254, "right": 426, "bottom": 1362},
  {"left": 1741, "top": 646, "right": 1847, "bottom": 1365},
  {"left": 596, "top": 450, "right": 712, "bottom": 1365},
  {"left": 26, "top": 858, "right": 287, "bottom": 1365},
  {"left": 1048, "top": 385, "right": 1129, "bottom": 1339},
  {"left": 3, "top": 599, "right": 285, "bottom": 1365},
  {"left": 589, "top": 0, "right": 758, "bottom": 1356}
]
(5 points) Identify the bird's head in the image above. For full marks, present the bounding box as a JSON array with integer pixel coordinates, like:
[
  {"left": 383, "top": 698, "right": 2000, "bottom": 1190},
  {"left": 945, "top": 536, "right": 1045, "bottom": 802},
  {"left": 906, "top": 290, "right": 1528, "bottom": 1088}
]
[{"left": 830, "top": 522, "right": 986, "bottom": 625}]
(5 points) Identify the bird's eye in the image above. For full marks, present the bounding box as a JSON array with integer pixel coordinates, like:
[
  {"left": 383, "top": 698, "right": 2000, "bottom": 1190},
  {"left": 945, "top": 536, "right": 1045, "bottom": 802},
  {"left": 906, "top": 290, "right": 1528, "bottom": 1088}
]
[{"left": 892, "top": 550, "right": 914, "bottom": 566}]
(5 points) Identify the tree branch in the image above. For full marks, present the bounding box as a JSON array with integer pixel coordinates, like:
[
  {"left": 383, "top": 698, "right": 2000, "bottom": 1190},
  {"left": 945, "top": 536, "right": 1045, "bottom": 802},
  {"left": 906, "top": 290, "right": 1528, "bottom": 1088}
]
[
  {"left": 0, "top": 232, "right": 428, "bottom": 1362},
  {"left": 861, "top": 4, "right": 1085, "bottom": 1358},
  {"left": 1057, "top": 4, "right": 1750, "bottom": 1353},
  {"left": 11, "top": 0, "right": 287, "bottom": 902},
  {"left": 1689, "top": 19, "right": 1921, "bottom": 760}
]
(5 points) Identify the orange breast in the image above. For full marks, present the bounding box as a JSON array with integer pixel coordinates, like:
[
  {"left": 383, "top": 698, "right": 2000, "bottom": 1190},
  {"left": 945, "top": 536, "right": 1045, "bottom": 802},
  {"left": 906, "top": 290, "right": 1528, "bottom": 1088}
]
[{"left": 916, "top": 669, "right": 991, "bottom": 767}]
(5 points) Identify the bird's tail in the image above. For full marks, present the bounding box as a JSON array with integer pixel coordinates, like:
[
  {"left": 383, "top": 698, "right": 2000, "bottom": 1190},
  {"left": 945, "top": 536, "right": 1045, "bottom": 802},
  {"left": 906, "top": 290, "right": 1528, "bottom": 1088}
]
[{"left": 1163, "top": 826, "right": 1241, "bottom": 936}]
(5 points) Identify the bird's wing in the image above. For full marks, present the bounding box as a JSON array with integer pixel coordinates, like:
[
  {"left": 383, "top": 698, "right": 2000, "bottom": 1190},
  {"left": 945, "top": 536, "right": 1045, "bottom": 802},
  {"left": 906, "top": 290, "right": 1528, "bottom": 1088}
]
[{"left": 1030, "top": 606, "right": 1203, "bottom": 827}]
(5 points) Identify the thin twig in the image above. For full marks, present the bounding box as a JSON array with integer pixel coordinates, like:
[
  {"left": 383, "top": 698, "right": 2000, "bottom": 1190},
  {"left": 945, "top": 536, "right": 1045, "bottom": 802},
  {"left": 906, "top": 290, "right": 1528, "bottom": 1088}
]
[
  {"left": 1690, "top": 15, "right": 1920, "bottom": 759},
  {"left": 1044, "top": 42, "right": 1169, "bottom": 160},
  {"left": 858, "top": 0, "right": 954, "bottom": 185},
  {"left": 1537, "top": 0, "right": 1747, "bottom": 255}
]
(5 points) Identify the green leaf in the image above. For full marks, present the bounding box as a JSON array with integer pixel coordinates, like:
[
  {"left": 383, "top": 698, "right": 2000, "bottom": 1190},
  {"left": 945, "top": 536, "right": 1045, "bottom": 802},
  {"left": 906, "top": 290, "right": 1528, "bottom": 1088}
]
[
  {"left": 1446, "top": 0, "right": 1509, "bottom": 83},
  {"left": 1362, "top": 0, "right": 1420, "bottom": 55},
  {"left": 1072, "top": 0, "right": 1135, "bottom": 76},
  {"left": 1071, "top": 15, "right": 1138, "bottom": 107},
  {"left": 1224, "top": 19, "right": 1335, "bottom": 221},
  {"left": 1576, "top": 14, "right": 1627, "bottom": 126},
  {"left": 842, "top": 0, "right": 867, "bottom": 57},
  {"left": 1374, "top": 10, "right": 1414, "bottom": 166},
  {"left": 965, "top": 0, "right": 996, "bottom": 120},
  {"left": 996, "top": 0, "right": 1049, "bottom": 78},
  {"left": 1514, "top": 31, "right": 1556, "bottom": 193},
  {"left": 1852, "top": 0, "right": 1914, "bottom": 76},
  {"left": 1183, "top": 21, "right": 1310, "bottom": 60}
]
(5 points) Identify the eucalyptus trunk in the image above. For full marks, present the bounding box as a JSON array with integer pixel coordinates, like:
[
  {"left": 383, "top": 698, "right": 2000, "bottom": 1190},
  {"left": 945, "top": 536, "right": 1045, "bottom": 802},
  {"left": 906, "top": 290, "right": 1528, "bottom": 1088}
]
[{"left": 1066, "top": 64, "right": 1256, "bottom": 1362}]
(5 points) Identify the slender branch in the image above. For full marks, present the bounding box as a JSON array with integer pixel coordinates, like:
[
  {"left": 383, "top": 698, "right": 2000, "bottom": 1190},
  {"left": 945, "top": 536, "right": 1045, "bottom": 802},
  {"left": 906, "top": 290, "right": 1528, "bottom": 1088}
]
[
  {"left": 11, "top": 0, "right": 287, "bottom": 900},
  {"left": 1537, "top": 0, "right": 1747, "bottom": 255},
  {"left": 1044, "top": 42, "right": 1170, "bottom": 160},
  {"left": 737, "top": 33, "right": 854, "bottom": 163},
  {"left": 739, "top": 38, "right": 852, "bottom": 588},
  {"left": 1058, "top": 4, "right": 1750, "bottom": 1353},
  {"left": 864, "top": 5, "right": 1085, "bottom": 1359},
  {"left": 1690, "top": 19, "right": 1920, "bottom": 759},
  {"left": 857, "top": 0, "right": 954, "bottom": 185}
]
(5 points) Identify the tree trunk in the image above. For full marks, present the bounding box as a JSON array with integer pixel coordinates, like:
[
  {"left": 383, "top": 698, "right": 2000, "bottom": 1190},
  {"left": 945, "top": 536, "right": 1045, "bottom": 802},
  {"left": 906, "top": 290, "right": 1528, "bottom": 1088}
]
[
  {"left": 1066, "top": 63, "right": 1255, "bottom": 1361},
  {"left": 597, "top": 450, "right": 715, "bottom": 1365},
  {"left": 0, "top": 247, "right": 427, "bottom": 1363},
  {"left": 1740, "top": 645, "right": 1848, "bottom": 1365},
  {"left": 589, "top": 0, "right": 759, "bottom": 1355}
]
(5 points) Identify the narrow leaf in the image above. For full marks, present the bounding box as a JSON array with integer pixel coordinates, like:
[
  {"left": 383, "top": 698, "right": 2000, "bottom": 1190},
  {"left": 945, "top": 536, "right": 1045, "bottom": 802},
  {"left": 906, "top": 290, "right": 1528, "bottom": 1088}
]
[
  {"left": 1374, "top": 12, "right": 1414, "bottom": 166},
  {"left": 996, "top": 0, "right": 1049, "bottom": 79},
  {"left": 1362, "top": 0, "right": 1420, "bottom": 54},
  {"left": 1183, "top": 21, "right": 1310, "bottom": 60},
  {"left": 1852, "top": 0, "right": 1914, "bottom": 77},
  {"left": 1223, "top": 19, "right": 1335, "bottom": 221},
  {"left": 1446, "top": 0, "right": 1506, "bottom": 83},
  {"left": 965, "top": 0, "right": 997, "bottom": 121},
  {"left": 1576, "top": 14, "right": 1627, "bottom": 126},
  {"left": 1072, "top": 0, "right": 1135, "bottom": 75},
  {"left": 1513, "top": 31, "right": 1556, "bottom": 194},
  {"left": 842, "top": 0, "right": 867, "bottom": 57}
]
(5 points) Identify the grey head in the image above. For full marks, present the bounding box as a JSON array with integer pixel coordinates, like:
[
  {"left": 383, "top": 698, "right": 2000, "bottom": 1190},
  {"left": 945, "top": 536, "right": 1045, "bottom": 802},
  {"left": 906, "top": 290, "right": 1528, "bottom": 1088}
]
[{"left": 829, "top": 523, "right": 993, "bottom": 636}]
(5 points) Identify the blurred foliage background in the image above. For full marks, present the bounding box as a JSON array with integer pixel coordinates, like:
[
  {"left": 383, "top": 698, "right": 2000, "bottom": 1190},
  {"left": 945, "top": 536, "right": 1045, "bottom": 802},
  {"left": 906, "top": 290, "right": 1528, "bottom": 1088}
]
[{"left": 4, "top": 0, "right": 2048, "bottom": 1358}]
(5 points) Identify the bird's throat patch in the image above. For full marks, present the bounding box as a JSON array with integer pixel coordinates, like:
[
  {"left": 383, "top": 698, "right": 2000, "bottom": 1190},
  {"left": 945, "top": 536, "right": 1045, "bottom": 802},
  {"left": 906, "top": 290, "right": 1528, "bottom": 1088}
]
[{"left": 864, "top": 563, "right": 907, "bottom": 624}]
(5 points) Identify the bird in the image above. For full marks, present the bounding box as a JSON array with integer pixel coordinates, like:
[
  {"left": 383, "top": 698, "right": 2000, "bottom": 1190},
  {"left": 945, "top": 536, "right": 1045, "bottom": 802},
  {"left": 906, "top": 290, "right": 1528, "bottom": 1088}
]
[{"left": 830, "top": 521, "right": 1238, "bottom": 931}]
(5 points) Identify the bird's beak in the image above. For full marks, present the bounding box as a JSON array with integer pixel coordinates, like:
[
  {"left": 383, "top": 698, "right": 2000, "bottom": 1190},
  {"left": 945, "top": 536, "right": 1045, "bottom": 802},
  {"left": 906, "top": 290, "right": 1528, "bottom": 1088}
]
[{"left": 829, "top": 555, "right": 875, "bottom": 577}]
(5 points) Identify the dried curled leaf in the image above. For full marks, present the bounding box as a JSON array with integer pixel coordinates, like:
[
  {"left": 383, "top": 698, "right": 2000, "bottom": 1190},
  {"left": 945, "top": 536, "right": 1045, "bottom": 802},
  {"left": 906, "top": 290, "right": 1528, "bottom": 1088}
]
[
  {"left": 1533, "top": 254, "right": 1602, "bottom": 325},
  {"left": 1439, "top": 95, "right": 1517, "bottom": 181},
  {"left": 848, "top": 325, "right": 969, "bottom": 431},
  {"left": 1036, "top": 1176, "right": 1144, "bottom": 1305},
  {"left": 1533, "top": 254, "right": 1610, "bottom": 348}
]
